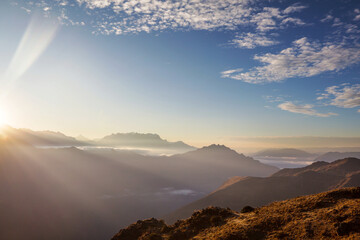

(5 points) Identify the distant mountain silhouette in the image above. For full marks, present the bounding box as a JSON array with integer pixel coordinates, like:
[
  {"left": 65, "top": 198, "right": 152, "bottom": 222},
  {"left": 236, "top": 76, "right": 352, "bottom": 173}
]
[
  {"left": 160, "top": 144, "right": 279, "bottom": 192},
  {"left": 315, "top": 152, "right": 360, "bottom": 162},
  {"left": 0, "top": 126, "right": 195, "bottom": 153},
  {"left": 0, "top": 125, "right": 88, "bottom": 146},
  {"left": 165, "top": 158, "right": 360, "bottom": 223},
  {"left": 96, "top": 132, "right": 195, "bottom": 151},
  {"left": 0, "top": 142, "right": 276, "bottom": 240},
  {"left": 112, "top": 187, "right": 360, "bottom": 240},
  {"left": 253, "top": 148, "right": 316, "bottom": 158}
]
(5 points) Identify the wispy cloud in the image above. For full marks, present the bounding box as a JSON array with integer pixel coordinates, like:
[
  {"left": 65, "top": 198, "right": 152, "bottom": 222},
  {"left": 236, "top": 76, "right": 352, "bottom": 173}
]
[
  {"left": 321, "top": 14, "right": 333, "bottom": 23},
  {"left": 278, "top": 101, "right": 337, "bottom": 117},
  {"left": 231, "top": 32, "right": 279, "bottom": 49},
  {"left": 283, "top": 3, "right": 307, "bottom": 14},
  {"left": 318, "top": 84, "right": 360, "bottom": 110},
  {"left": 354, "top": 9, "right": 360, "bottom": 21},
  {"left": 222, "top": 37, "right": 360, "bottom": 83}
]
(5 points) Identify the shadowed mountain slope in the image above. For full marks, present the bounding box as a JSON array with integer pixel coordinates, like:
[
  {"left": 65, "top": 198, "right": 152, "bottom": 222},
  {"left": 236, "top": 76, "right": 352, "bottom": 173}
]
[
  {"left": 315, "top": 152, "right": 360, "bottom": 162},
  {"left": 165, "top": 158, "right": 360, "bottom": 223},
  {"left": 112, "top": 187, "right": 360, "bottom": 240}
]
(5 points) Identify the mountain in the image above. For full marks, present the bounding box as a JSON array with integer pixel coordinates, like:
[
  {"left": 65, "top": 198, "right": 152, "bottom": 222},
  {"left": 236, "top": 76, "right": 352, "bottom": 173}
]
[
  {"left": 0, "top": 143, "right": 277, "bottom": 240},
  {"left": 96, "top": 132, "right": 195, "bottom": 151},
  {"left": 158, "top": 145, "right": 279, "bottom": 192},
  {"left": 315, "top": 152, "right": 360, "bottom": 162},
  {"left": 0, "top": 125, "right": 88, "bottom": 146},
  {"left": 253, "top": 148, "right": 317, "bottom": 158},
  {"left": 112, "top": 187, "right": 360, "bottom": 240},
  {"left": 0, "top": 126, "right": 195, "bottom": 153},
  {"left": 165, "top": 158, "right": 360, "bottom": 223}
]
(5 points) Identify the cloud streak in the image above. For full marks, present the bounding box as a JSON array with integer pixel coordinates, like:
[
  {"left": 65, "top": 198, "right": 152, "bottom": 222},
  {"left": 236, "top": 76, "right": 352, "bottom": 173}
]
[
  {"left": 278, "top": 101, "right": 337, "bottom": 117},
  {"left": 231, "top": 32, "right": 279, "bottom": 49}
]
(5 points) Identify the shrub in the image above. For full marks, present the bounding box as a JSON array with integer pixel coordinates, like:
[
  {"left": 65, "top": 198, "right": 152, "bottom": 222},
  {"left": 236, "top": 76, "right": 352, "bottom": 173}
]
[{"left": 241, "top": 206, "right": 255, "bottom": 213}]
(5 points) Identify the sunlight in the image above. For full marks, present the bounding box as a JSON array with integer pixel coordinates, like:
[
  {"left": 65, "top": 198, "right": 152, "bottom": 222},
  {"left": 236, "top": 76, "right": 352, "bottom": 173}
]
[
  {"left": 1, "top": 14, "right": 58, "bottom": 99},
  {"left": 0, "top": 108, "right": 7, "bottom": 127}
]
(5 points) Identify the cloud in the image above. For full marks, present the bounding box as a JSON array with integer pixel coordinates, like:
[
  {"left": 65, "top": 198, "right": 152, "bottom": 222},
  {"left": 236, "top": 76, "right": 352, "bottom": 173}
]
[
  {"left": 354, "top": 9, "right": 360, "bottom": 21},
  {"left": 278, "top": 101, "right": 337, "bottom": 117},
  {"left": 283, "top": 3, "right": 307, "bottom": 14},
  {"left": 318, "top": 84, "right": 360, "bottom": 109},
  {"left": 250, "top": 6, "right": 305, "bottom": 32},
  {"left": 222, "top": 37, "right": 360, "bottom": 83},
  {"left": 232, "top": 32, "right": 279, "bottom": 49},
  {"left": 221, "top": 68, "right": 243, "bottom": 78},
  {"left": 321, "top": 14, "right": 333, "bottom": 23},
  {"left": 17, "top": 0, "right": 306, "bottom": 36},
  {"left": 77, "top": 0, "right": 254, "bottom": 34}
]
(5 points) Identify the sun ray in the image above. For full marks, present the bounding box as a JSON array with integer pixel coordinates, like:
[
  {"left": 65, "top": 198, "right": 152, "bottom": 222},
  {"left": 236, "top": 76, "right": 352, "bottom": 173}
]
[{"left": 1, "top": 14, "right": 58, "bottom": 99}]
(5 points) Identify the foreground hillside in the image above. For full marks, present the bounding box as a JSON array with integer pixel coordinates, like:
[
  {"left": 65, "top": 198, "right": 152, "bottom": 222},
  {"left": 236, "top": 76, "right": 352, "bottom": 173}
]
[
  {"left": 166, "top": 158, "right": 360, "bottom": 222},
  {"left": 112, "top": 187, "right": 360, "bottom": 240}
]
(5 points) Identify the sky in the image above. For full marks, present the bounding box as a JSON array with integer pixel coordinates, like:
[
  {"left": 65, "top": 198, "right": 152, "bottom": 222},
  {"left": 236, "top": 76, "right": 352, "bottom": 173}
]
[{"left": 0, "top": 0, "right": 360, "bottom": 151}]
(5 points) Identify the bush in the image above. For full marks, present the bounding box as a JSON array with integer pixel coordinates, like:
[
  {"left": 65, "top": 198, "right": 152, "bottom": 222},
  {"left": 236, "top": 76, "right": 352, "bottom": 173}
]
[{"left": 241, "top": 206, "right": 255, "bottom": 213}]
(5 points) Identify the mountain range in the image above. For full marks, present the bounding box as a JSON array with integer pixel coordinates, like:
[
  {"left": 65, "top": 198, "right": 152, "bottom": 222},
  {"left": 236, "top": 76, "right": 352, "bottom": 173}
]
[
  {"left": 165, "top": 157, "right": 360, "bottom": 223},
  {"left": 0, "top": 126, "right": 195, "bottom": 153},
  {"left": 0, "top": 142, "right": 277, "bottom": 240}
]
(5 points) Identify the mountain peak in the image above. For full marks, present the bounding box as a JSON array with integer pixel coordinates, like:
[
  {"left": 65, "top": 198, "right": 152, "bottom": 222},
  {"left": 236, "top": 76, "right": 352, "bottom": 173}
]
[{"left": 201, "top": 144, "right": 232, "bottom": 151}]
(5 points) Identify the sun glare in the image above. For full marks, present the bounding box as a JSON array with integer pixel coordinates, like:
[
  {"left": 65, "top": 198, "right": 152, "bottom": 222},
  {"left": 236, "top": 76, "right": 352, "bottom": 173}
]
[{"left": 0, "top": 109, "right": 7, "bottom": 127}]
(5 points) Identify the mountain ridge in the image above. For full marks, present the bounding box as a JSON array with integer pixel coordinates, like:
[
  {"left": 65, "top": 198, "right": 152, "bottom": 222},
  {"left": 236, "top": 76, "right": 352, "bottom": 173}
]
[
  {"left": 111, "top": 187, "right": 360, "bottom": 240},
  {"left": 165, "top": 158, "right": 360, "bottom": 223}
]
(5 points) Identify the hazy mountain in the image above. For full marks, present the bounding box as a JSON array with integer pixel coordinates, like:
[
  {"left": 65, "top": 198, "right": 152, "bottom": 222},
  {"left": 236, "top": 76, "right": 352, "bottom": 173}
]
[
  {"left": 0, "top": 126, "right": 196, "bottom": 154},
  {"left": 0, "top": 126, "right": 88, "bottom": 146},
  {"left": 95, "top": 132, "right": 195, "bottom": 151},
  {"left": 158, "top": 144, "right": 279, "bottom": 192},
  {"left": 112, "top": 187, "right": 360, "bottom": 240},
  {"left": 315, "top": 152, "right": 360, "bottom": 162},
  {"left": 0, "top": 143, "right": 277, "bottom": 240},
  {"left": 165, "top": 158, "right": 360, "bottom": 223},
  {"left": 253, "top": 148, "right": 317, "bottom": 158}
]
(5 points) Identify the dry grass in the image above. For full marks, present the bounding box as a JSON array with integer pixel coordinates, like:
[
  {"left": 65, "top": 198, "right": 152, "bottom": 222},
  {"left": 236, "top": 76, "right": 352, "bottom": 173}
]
[{"left": 112, "top": 187, "right": 360, "bottom": 240}]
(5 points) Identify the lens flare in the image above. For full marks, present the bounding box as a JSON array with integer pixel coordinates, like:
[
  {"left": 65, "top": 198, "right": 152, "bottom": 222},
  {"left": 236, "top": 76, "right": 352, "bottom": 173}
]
[{"left": 1, "top": 14, "right": 58, "bottom": 98}]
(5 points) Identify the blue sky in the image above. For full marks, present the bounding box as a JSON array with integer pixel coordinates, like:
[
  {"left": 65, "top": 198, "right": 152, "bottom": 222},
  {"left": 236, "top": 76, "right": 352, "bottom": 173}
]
[{"left": 0, "top": 0, "right": 360, "bottom": 150}]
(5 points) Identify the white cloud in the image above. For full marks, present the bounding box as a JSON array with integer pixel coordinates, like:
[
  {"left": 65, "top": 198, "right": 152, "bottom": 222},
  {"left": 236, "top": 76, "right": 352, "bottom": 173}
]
[
  {"left": 222, "top": 37, "right": 360, "bottom": 83},
  {"left": 81, "top": 0, "right": 254, "bottom": 34},
  {"left": 354, "top": 9, "right": 360, "bottom": 21},
  {"left": 321, "top": 14, "right": 333, "bottom": 22},
  {"left": 283, "top": 3, "right": 307, "bottom": 14},
  {"left": 250, "top": 6, "right": 304, "bottom": 32},
  {"left": 319, "top": 84, "right": 360, "bottom": 109},
  {"left": 221, "top": 68, "right": 243, "bottom": 78},
  {"left": 18, "top": 0, "right": 306, "bottom": 36},
  {"left": 232, "top": 32, "right": 279, "bottom": 49},
  {"left": 278, "top": 101, "right": 337, "bottom": 117}
]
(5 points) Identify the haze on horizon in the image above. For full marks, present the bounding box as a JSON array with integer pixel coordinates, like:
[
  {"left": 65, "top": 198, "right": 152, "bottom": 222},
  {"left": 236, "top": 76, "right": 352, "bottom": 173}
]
[{"left": 0, "top": 0, "right": 359, "bottom": 152}]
